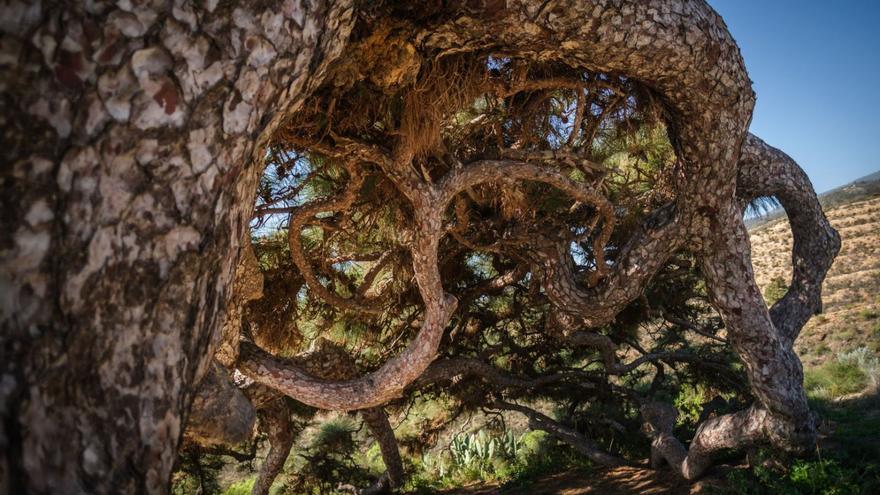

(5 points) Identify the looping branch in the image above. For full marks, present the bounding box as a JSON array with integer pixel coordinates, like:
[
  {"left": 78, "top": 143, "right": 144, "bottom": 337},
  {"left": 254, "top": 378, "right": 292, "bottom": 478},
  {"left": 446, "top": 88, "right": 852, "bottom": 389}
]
[
  {"left": 439, "top": 159, "right": 614, "bottom": 285},
  {"left": 736, "top": 133, "right": 841, "bottom": 348},
  {"left": 641, "top": 402, "right": 771, "bottom": 480},
  {"left": 535, "top": 202, "right": 684, "bottom": 328}
]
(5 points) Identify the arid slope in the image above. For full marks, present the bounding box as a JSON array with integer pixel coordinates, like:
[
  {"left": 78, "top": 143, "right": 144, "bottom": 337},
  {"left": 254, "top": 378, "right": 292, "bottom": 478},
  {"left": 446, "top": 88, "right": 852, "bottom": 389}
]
[{"left": 749, "top": 195, "right": 880, "bottom": 366}]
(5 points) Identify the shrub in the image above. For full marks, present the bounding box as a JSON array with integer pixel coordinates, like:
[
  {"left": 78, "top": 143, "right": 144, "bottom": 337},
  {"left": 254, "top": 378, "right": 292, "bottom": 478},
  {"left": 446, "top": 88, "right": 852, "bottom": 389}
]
[
  {"left": 446, "top": 430, "right": 523, "bottom": 482},
  {"left": 858, "top": 309, "right": 879, "bottom": 320},
  {"left": 763, "top": 276, "right": 788, "bottom": 306},
  {"left": 804, "top": 348, "right": 877, "bottom": 399},
  {"left": 673, "top": 383, "right": 707, "bottom": 427},
  {"left": 722, "top": 453, "right": 863, "bottom": 495},
  {"left": 222, "top": 477, "right": 256, "bottom": 495}
]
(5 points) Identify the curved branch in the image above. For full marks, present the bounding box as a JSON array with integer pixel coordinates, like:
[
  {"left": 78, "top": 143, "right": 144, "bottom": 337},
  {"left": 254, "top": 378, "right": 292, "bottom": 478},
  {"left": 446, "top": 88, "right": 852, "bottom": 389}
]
[
  {"left": 251, "top": 399, "right": 297, "bottom": 495},
  {"left": 241, "top": 140, "right": 460, "bottom": 412},
  {"left": 736, "top": 133, "right": 841, "bottom": 348},
  {"left": 697, "top": 204, "right": 815, "bottom": 457},
  {"left": 438, "top": 159, "right": 614, "bottom": 284},
  {"left": 538, "top": 202, "right": 685, "bottom": 328},
  {"left": 641, "top": 402, "right": 771, "bottom": 480},
  {"left": 286, "top": 165, "right": 384, "bottom": 315},
  {"left": 237, "top": 273, "right": 452, "bottom": 412},
  {"left": 495, "top": 401, "right": 624, "bottom": 467},
  {"left": 410, "top": 356, "right": 598, "bottom": 392}
]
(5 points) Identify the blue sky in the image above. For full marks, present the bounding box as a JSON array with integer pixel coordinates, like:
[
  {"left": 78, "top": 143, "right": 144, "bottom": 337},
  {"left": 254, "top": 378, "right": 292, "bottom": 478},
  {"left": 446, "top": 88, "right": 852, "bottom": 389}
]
[{"left": 709, "top": 0, "right": 880, "bottom": 192}]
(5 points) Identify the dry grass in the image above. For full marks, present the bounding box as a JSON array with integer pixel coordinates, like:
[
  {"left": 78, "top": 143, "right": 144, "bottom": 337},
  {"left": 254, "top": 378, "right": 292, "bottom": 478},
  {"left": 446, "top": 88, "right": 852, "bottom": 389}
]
[{"left": 749, "top": 195, "right": 880, "bottom": 366}]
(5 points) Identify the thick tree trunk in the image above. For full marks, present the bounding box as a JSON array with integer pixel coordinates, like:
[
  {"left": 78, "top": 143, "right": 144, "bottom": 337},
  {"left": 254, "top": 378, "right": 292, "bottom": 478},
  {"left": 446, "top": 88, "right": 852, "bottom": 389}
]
[
  {"left": 737, "top": 134, "right": 841, "bottom": 346},
  {"left": 642, "top": 136, "right": 838, "bottom": 478},
  {"left": 0, "top": 1, "right": 353, "bottom": 492},
  {"left": 1, "top": 0, "right": 830, "bottom": 490}
]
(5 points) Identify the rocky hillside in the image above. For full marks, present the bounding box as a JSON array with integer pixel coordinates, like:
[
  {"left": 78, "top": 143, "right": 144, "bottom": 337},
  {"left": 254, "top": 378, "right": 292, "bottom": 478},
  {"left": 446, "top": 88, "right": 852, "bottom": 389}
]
[{"left": 749, "top": 194, "right": 880, "bottom": 367}]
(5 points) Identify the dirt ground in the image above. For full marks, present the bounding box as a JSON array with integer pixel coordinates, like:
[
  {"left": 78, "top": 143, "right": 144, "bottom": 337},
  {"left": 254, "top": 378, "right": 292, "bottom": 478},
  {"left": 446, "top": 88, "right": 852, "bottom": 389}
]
[{"left": 441, "top": 465, "right": 730, "bottom": 495}]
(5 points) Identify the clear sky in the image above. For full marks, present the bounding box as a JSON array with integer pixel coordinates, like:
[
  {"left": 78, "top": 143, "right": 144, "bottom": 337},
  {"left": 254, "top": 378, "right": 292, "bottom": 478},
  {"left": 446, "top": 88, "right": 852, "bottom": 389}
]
[{"left": 708, "top": 0, "right": 880, "bottom": 192}]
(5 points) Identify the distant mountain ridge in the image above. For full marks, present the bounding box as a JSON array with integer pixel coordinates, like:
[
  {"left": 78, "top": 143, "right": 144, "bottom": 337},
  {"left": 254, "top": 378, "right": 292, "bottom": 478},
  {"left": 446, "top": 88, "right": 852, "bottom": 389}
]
[{"left": 746, "top": 169, "right": 880, "bottom": 230}]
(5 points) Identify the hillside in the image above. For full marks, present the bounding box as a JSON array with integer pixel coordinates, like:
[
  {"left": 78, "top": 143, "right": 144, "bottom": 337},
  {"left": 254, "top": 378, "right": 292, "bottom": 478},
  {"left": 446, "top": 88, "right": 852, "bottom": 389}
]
[
  {"left": 749, "top": 193, "right": 880, "bottom": 367},
  {"left": 746, "top": 170, "right": 880, "bottom": 230}
]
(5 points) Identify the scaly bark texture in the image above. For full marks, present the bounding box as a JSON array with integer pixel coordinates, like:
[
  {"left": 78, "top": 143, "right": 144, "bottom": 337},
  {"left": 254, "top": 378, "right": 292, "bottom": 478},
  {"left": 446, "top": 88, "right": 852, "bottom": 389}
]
[
  {"left": 184, "top": 363, "right": 256, "bottom": 448},
  {"left": 361, "top": 407, "right": 406, "bottom": 490},
  {"left": 642, "top": 135, "right": 839, "bottom": 478},
  {"left": 0, "top": 1, "right": 353, "bottom": 492},
  {"left": 737, "top": 133, "right": 841, "bottom": 346},
  {"left": 1, "top": 0, "right": 838, "bottom": 490}
]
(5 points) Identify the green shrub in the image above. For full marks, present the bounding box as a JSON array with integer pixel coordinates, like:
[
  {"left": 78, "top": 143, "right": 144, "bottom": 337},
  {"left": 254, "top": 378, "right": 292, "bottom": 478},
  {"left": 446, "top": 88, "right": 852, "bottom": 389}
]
[
  {"left": 858, "top": 309, "right": 879, "bottom": 320},
  {"left": 764, "top": 277, "right": 788, "bottom": 306},
  {"left": 673, "top": 383, "right": 707, "bottom": 427},
  {"left": 222, "top": 477, "right": 256, "bottom": 495},
  {"left": 804, "top": 348, "right": 877, "bottom": 399},
  {"left": 446, "top": 430, "right": 523, "bottom": 482},
  {"left": 805, "top": 361, "right": 868, "bottom": 398},
  {"left": 721, "top": 453, "right": 863, "bottom": 495}
]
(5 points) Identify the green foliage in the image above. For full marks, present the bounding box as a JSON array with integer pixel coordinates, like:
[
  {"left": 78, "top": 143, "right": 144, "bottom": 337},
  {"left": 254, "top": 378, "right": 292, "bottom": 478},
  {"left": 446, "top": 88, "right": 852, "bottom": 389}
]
[
  {"left": 858, "top": 308, "right": 879, "bottom": 320},
  {"left": 764, "top": 276, "right": 788, "bottom": 307},
  {"left": 279, "top": 416, "right": 377, "bottom": 493},
  {"left": 673, "top": 383, "right": 707, "bottom": 427},
  {"left": 312, "top": 417, "right": 357, "bottom": 453},
  {"left": 804, "top": 348, "right": 877, "bottom": 399},
  {"left": 171, "top": 451, "right": 224, "bottom": 495},
  {"left": 446, "top": 430, "right": 523, "bottom": 482},
  {"left": 723, "top": 457, "right": 863, "bottom": 495},
  {"left": 408, "top": 427, "right": 603, "bottom": 492},
  {"left": 221, "top": 477, "right": 256, "bottom": 495}
]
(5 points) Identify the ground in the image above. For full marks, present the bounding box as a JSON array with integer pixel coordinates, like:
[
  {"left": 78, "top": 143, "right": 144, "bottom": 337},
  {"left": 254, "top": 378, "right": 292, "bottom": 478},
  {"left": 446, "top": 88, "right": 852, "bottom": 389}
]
[{"left": 440, "top": 465, "right": 727, "bottom": 495}]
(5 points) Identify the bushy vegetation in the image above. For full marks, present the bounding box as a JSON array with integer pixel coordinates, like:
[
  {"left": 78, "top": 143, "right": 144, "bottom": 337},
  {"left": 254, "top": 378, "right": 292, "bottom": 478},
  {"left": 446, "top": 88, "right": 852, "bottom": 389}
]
[
  {"left": 804, "top": 347, "right": 878, "bottom": 399},
  {"left": 719, "top": 347, "right": 880, "bottom": 495},
  {"left": 721, "top": 452, "right": 875, "bottom": 495},
  {"left": 763, "top": 276, "right": 788, "bottom": 307}
]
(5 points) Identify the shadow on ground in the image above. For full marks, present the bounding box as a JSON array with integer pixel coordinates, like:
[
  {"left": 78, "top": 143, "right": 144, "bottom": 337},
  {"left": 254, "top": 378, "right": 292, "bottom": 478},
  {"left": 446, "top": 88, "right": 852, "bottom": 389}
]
[{"left": 440, "top": 464, "right": 731, "bottom": 495}]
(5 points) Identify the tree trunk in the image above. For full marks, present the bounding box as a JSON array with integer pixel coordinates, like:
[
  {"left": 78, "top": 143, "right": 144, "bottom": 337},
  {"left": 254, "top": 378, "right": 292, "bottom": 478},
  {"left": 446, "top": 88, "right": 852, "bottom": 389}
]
[
  {"left": 361, "top": 407, "right": 405, "bottom": 490},
  {"left": 250, "top": 399, "right": 296, "bottom": 495},
  {"left": 0, "top": 1, "right": 353, "bottom": 492},
  {"left": 0, "top": 0, "right": 832, "bottom": 490}
]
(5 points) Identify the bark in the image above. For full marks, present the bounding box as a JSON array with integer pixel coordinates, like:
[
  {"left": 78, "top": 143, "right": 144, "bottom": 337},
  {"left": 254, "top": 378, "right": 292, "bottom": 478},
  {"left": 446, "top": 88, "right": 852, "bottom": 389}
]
[
  {"left": 250, "top": 399, "right": 296, "bottom": 495},
  {"left": 361, "top": 408, "right": 405, "bottom": 490},
  {"left": 411, "top": 356, "right": 597, "bottom": 392},
  {"left": 412, "top": 4, "right": 831, "bottom": 477},
  {"left": 0, "top": 1, "right": 353, "bottom": 492},
  {"left": 184, "top": 362, "right": 256, "bottom": 448},
  {"left": 238, "top": 0, "right": 755, "bottom": 413},
  {"left": 496, "top": 401, "right": 624, "bottom": 468},
  {"left": 0, "top": 0, "right": 834, "bottom": 489},
  {"left": 241, "top": 341, "right": 407, "bottom": 490},
  {"left": 641, "top": 402, "right": 770, "bottom": 480},
  {"left": 737, "top": 134, "right": 841, "bottom": 347},
  {"left": 285, "top": 164, "right": 384, "bottom": 315},
  {"left": 643, "top": 135, "right": 838, "bottom": 478}
]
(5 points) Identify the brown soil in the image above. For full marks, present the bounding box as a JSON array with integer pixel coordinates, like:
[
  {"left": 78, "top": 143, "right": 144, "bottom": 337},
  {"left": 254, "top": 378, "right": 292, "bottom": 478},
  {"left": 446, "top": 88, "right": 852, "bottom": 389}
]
[{"left": 441, "top": 465, "right": 730, "bottom": 495}]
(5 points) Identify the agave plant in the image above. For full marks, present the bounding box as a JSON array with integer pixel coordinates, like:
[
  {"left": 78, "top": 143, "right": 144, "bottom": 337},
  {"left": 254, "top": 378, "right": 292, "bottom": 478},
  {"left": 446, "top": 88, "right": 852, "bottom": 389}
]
[{"left": 448, "top": 429, "right": 525, "bottom": 480}]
